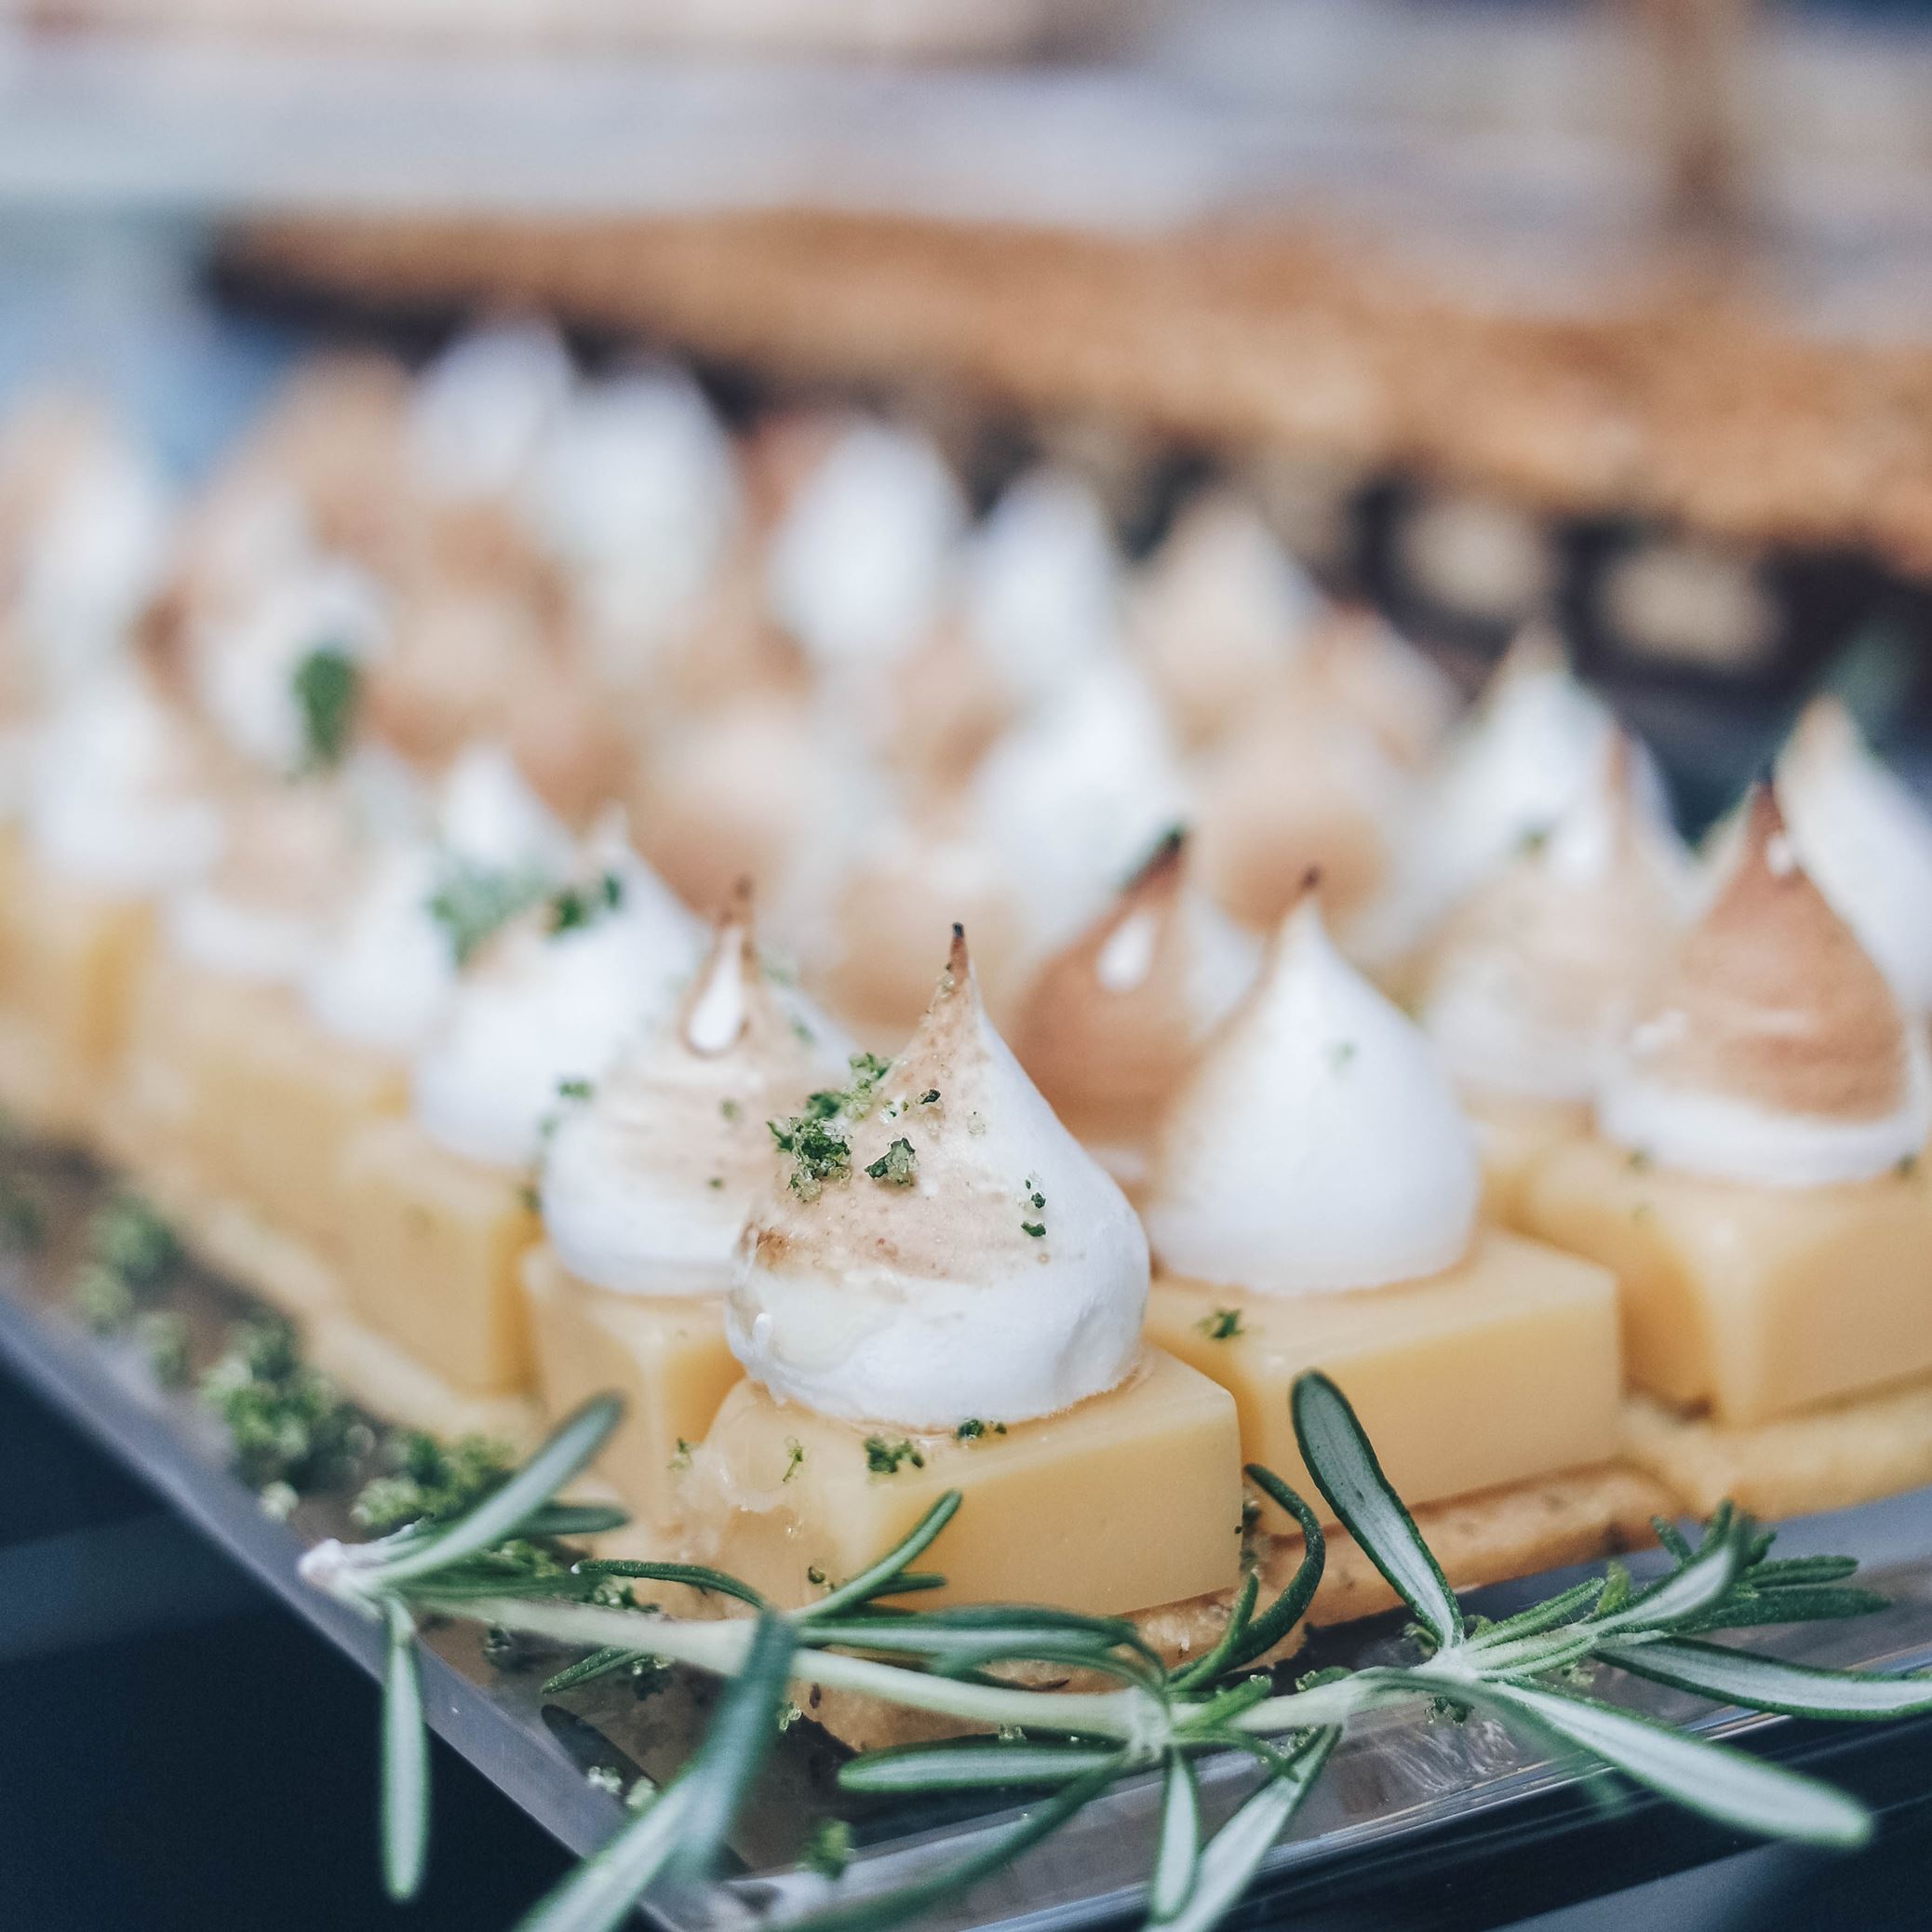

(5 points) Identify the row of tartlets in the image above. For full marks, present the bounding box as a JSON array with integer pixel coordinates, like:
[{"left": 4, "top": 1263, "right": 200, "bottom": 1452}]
[{"left": 3, "top": 329, "right": 1932, "bottom": 1719}]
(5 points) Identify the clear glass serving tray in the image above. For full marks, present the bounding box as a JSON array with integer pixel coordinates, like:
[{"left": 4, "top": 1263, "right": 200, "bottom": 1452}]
[{"left": 3, "top": 1141, "right": 1931, "bottom": 1932}]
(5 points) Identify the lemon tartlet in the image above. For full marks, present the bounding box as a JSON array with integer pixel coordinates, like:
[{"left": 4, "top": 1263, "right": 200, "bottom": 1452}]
[
  {"left": 330, "top": 826, "right": 702, "bottom": 1438},
  {"left": 525, "top": 884, "right": 846, "bottom": 1533},
  {"left": 1010, "top": 828, "right": 1257, "bottom": 1192},
  {"left": 1521, "top": 786, "right": 1932, "bottom": 1513},
  {"left": 1141, "top": 885, "right": 1630, "bottom": 1554},
  {"left": 1416, "top": 734, "right": 1692, "bottom": 1220},
  {"left": 686, "top": 928, "right": 1242, "bottom": 1629},
  {"left": 0, "top": 656, "right": 220, "bottom": 1138}
]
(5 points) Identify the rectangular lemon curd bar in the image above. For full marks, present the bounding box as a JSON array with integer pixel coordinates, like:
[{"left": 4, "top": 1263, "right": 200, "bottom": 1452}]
[
  {"left": 117, "top": 952, "right": 404, "bottom": 1260},
  {"left": 1521, "top": 1134, "right": 1932, "bottom": 1427},
  {"left": 338, "top": 1116, "right": 541, "bottom": 1398},
  {"left": 688, "top": 1348, "right": 1243, "bottom": 1617},
  {"left": 521, "top": 1245, "right": 742, "bottom": 1533},
  {"left": 0, "top": 844, "right": 153, "bottom": 1138},
  {"left": 1147, "top": 1228, "right": 1622, "bottom": 1529}
]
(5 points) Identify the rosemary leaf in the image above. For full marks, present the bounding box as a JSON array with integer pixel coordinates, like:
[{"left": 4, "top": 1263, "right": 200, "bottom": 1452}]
[
  {"left": 367, "top": 1397, "right": 622, "bottom": 1589},
  {"left": 1147, "top": 1753, "right": 1201, "bottom": 1923},
  {"left": 1749, "top": 1554, "right": 1860, "bottom": 1589},
  {"left": 1466, "top": 1578, "right": 1604, "bottom": 1651},
  {"left": 544, "top": 1647, "right": 651, "bottom": 1697},
  {"left": 810, "top": 1493, "right": 961, "bottom": 1617},
  {"left": 1219, "top": 1467, "right": 1325, "bottom": 1675},
  {"left": 1687, "top": 1587, "right": 1891, "bottom": 1630},
  {"left": 1153, "top": 1730, "right": 1337, "bottom": 1932},
  {"left": 668, "top": 1614, "right": 798, "bottom": 1882},
  {"left": 1593, "top": 1522, "right": 1746, "bottom": 1637},
  {"left": 572, "top": 1558, "right": 768, "bottom": 1610},
  {"left": 838, "top": 1740, "right": 1121, "bottom": 1794},
  {"left": 1169, "top": 1574, "right": 1258, "bottom": 1693},
  {"left": 1291, "top": 1375, "right": 1460, "bottom": 1650},
  {"left": 518, "top": 1502, "right": 630, "bottom": 1539},
  {"left": 1603, "top": 1639, "right": 1932, "bottom": 1722},
  {"left": 514, "top": 1777, "right": 696, "bottom": 1932},
  {"left": 778, "top": 1765, "right": 1122, "bottom": 1932},
  {"left": 1469, "top": 1681, "right": 1872, "bottom": 1848},
  {"left": 381, "top": 1601, "right": 431, "bottom": 1903}
]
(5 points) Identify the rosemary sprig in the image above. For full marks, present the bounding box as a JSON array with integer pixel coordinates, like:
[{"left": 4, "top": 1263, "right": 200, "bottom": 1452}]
[{"left": 302, "top": 1374, "right": 1932, "bottom": 1932}]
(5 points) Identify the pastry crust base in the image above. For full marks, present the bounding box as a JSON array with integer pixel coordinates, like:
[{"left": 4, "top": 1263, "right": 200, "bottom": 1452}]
[
  {"left": 1622, "top": 1381, "right": 1932, "bottom": 1520},
  {"left": 802, "top": 1458, "right": 1668, "bottom": 1752}
]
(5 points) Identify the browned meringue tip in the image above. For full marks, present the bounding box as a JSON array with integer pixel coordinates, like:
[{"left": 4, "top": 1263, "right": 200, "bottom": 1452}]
[
  {"left": 1636, "top": 776, "right": 1912, "bottom": 1121},
  {"left": 1490, "top": 620, "right": 1567, "bottom": 691},
  {"left": 1125, "top": 825, "right": 1189, "bottom": 893},
  {"left": 1788, "top": 691, "right": 1858, "bottom": 768},
  {"left": 678, "top": 895, "right": 763, "bottom": 1054},
  {"left": 718, "top": 875, "right": 757, "bottom": 925}
]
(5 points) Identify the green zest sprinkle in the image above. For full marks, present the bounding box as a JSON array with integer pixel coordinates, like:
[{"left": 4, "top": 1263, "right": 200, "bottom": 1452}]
[
  {"left": 557, "top": 1078, "right": 595, "bottom": 1103},
  {"left": 954, "top": 1419, "right": 1007, "bottom": 1442},
  {"left": 864, "top": 1436, "right": 924, "bottom": 1476},
  {"left": 784, "top": 1438, "right": 805, "bottom": 1483},
  {"left": 1329, "top": 1041, "right": 1357, "bottom": 1073},
  {"left": 1021, "top": 1221, "right": 1046, "bottom": 1240},
  {"left": 798, "top": 1817, "right": 854, "bottom": 1879},
  {"left": 769, "top": 1115, "right": 852, "bottom": 1202},
  {"left": 427, "top": 861, "right": 550, "bottom": 968},
  {"left": 291, "top": 645, "right": 362, "bottom": 772},
  {"left": 720, "top": 1099, "right": 742, "bottom": 1123},
  {"left": 91, "top": 1192, "right": 178, "bottom": 1283},
  {"left": 1199, "top": 1308, "right": 1245, "bottom": 1341},
  {"left": 354, "top": 1431, "right": 516, "bottom": 1535},
  {"left": 0, "top": 1176, "right": 46, "bottom": 1253},
  {"left": 549, "top": 871, "right": 626, "bottom": 936},
  {"left": 1627, "top": 1148, "right": 1654, "bottom": 1174},
  {"left": 865, "top": 1138, "right": 919, "bottom": 1187},
  {"left": 919, "top": 1089, "right": 941, "bottom": 1105},
  {"left": 670, "top": 1439, "right": 693, "bottom": 1473},
  {"left": 199, "top": 1319, "right": 369, "bottom": 1496}
]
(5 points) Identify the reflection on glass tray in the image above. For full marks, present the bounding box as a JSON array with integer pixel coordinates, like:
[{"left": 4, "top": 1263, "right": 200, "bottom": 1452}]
[{"left": 3, "top": 1139, "right": 1931, "bottom": 1932}]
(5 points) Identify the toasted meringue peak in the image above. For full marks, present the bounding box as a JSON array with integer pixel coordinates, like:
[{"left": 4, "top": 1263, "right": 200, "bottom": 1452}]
[
  {"left": 729, "top": 929, "right": 1149, "bottom": 1429},
  {"left": 166, "top": 772, "right": 365, "bottom": 985},
  {"left": 1776, "top": 695, "right": 1932, "bottom": 1014},
  {"left": 1145, "top": 887, "right": 1481, "bottom": 1295},
  {"left": 766, "top": 420, "right": 964, "bottom": 670},
  {"left": 1419, "top": 732, "right": 1694, "bottom": 1101},
  {"left": 1011, "top": 829, "right": 1260, "bottom": 1172},
  {"left": 301, "top": 745, "right": 571, "bottom": 1052},
  {"left": 1601, "top": 786, "right": 1932, "bottom": 1187},
  {"left": 523, "top": 369, "right": 742, "bottom": 661},
  {"left": 1303, "top": 607, "right": 1460, "bottom": 771},
  {"left": 1130, "top": 490, "right": 1321, "bottom": 745},
  {"left": 1352, "top": 625, "right": 1634, "bottom": 961},
  {"left": 26, "top": 659, "right": 223, "bottom": 896},
  {"left": 1192, "top": 685, "right": 1418, "bottom": 932},
  {"left": 191, "top": 557, "right": 391, "bottom": 773},
  {"left": 409, "top": 321, "right": 573, "bottom": 504},
  {"left": 541, "top": 886, "right": 844, "bottom": 1297},
  {"left": 411, "top": 836, "right": 704, "bottom": 1168},
  {"left": 436, "top": 742, "right": 573, "bottom": 877},
  {"left": 822, "top": 791, "right": 1027, "bottom": 1038},
  {"left": 965, "top": 466, "right": 1121, "bottom": 703},
  {"left": 0, "top": 396, "right": 173, "bottom": 691},
  {"left": 973, "top": 660, "right": 1193, "bottom": 955}
]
